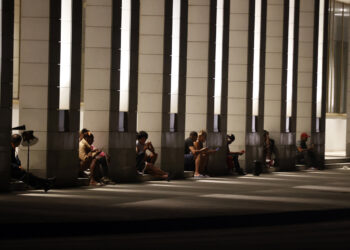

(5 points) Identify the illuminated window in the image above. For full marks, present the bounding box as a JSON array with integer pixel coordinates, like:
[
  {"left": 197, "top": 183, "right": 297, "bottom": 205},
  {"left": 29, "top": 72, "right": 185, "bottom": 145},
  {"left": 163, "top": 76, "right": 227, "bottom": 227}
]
[
  {"left": 119, "top": 0, "right": 131, "bottom": 112},
  {"left": 59, "top": 0, "right": 72, "bottom": 110},
  {"left": 252, "top": 0, "right": 262, "bottom": 117},
  {"left": 214, "top": 0, "right": 223, "bottom": 115},
  {"left": 286, "top": 0, "right": 295, "bottom": 118},
  {"left": 170, "top": 0, "right": 181, "bottom": 114},
  {"left": 316, "top": 0, "right": 325, "bottom": 118}
]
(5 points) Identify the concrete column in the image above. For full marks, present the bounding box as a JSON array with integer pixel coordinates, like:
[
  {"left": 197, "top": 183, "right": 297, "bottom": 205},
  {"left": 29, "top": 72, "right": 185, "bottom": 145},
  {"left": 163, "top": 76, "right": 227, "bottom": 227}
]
[
  {"left": 205, "top": 0, "right": 230, "bottom": 176},
  {"left": 0, "top": 0, "right": 14, "bottom": 191},
  {"left": 83, "top": 0, "right": 112, "bottom": 152},
  {"left": 46, "top": 0, "right": 83, "bottom": 186},
  {"left": 264, "top": 0, "right": 294, "bottom": 170},
  {"left": 108, "top": 0, "right": 140, "bottom": 182},
  {"left": 185, "top": 0, "right": 210, "bottom": 135},
  {"left": 160, "top": 0, "right": 188, "bottom": 179},
  {"left": 296, "top": 0, "right": 314, "bottom": 139},
  {"left": 245, "top": 0, "right": 267, "bottom": 173},
  {"left": 137, "top": 0, "right": 164, "bottom": 168},
  {"left": 18, "top": 0, "right": 50, "bottom": 177},
  {"left": 227, "top": 0, "right": 249, "bottom": 170},
  {"left": 264, "top": 0, "right": 283, "bottom": 141}
]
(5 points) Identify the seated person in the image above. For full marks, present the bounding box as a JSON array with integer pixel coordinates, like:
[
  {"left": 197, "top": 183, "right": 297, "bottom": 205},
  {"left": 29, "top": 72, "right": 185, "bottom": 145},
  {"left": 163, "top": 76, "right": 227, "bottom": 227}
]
[
  {"left": 88, "top": 133, "right": 114, "bottom": 184},
  {"left": 136, "top": 131, "right": 168, "bottom": 179},
  {"left": 226, "top": 134, "right": 245, "bottom": 175},
  {"left": 79, "top": 129, "right": 113, "bottom": 184},
  {"left": 263, "top": 130, "right": 278, "bottom": 167},
  {"left": 79, "top": 128, "right": 89, "bottom": 141},
  {"left": 184, "top": 131, "right": 208, "bottom": 171},
  {"left": 296, "top": 132, "right": 320, "bottom": 169},
  {"left": 11, "top": 134, "right": 54, "bottom": 192},
  {"left": 79, "top": 132, "right": 103, "bottom": 186},
  {"left": 193, "top": 130, "right": 217, "bottom": 178}
]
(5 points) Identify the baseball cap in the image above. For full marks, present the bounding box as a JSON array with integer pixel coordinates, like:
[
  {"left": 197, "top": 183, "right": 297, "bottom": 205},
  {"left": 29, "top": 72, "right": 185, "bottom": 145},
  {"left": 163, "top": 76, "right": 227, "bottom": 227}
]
[{"left": 301, "top": 132, "right": 310, "bottom": 138}]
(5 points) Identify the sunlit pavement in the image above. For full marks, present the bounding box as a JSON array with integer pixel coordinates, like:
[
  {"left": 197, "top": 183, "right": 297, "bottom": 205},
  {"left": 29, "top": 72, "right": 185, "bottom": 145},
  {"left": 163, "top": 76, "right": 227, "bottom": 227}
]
[{"left": 2, "top": 168, "right": 350, "bottom": 249}]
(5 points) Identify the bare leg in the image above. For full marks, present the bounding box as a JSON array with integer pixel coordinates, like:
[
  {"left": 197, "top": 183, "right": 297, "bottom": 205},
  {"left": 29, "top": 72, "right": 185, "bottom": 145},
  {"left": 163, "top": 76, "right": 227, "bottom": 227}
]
[
  {"left": 201, "top": 154, "right": 208, "bottom": 174},
  {"left": 194, "top": 155, "right": 201, "bottom": 176},
  {"left": 89, "top": 158, "right": 98, "bottom": 185},
  {"left": 149, "top": 152, "right": 158, "bottom": 164},
  {"left": 195, "top": 153, "right": 208, "bottom": 176},
  {"left": 145, "top": 163, "right": 168, "bottom": 179}
]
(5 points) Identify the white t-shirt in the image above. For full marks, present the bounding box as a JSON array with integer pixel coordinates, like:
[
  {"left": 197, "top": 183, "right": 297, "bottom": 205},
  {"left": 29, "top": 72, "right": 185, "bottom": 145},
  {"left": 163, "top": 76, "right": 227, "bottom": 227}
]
[{"left": 136, "top": 140, "right": 145, "bottom": 155}]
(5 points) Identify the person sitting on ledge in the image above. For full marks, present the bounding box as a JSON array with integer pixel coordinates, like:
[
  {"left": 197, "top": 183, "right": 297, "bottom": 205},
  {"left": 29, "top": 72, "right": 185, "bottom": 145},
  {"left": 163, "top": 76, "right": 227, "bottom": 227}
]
[
  {"left": 226, "top": 134, "right": 246, "bottom": 175},
  {"left": 263, "top": 130, "right": 278, "bottom": 168},
  {"left": 136, "top": 131, "right": 168, "bottom": 179},
  {"left": 193, "top": 130, "right": 217, "bottom": 178},
  {"left": 296, "top": 132, "right": 320, "bottom": 170},
  {"left": 184, "top": 131, "right": 210, "bottom": 172},
  {"left": 80, "top": 129, "right": 114, "bottom": 184},
  {"left": 79, "top": 128, "right": 89, "bottom": 142},
  {"left": 79, "top": 131, "right": 103, "bottom": 186},
  {"left": 11, "top": 134, "right": 55, "bottom": 192}
]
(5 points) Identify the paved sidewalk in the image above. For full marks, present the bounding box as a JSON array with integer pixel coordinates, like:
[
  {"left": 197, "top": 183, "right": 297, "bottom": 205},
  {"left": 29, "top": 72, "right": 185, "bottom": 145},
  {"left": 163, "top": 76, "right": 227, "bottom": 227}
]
[{"left": 2, "top": 168, "right": 350, "bottom": 239}]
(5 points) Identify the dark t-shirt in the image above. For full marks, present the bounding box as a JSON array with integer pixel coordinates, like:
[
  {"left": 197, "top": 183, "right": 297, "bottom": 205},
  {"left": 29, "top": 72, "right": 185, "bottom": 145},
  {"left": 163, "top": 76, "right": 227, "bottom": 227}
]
[
  {"left": 297, "top": 140, "right": 307, "bottom": 150},
  {"left": 184, "top": 137, "right": 194, "bottom": 154}
]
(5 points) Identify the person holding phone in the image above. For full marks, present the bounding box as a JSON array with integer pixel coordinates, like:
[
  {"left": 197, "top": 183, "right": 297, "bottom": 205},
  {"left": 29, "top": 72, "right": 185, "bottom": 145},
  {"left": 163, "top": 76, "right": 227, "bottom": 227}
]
[
  {"left": 184, "top": 131, "right": 211, "bottom": 172},
  {"left": 79, "top": 131, "right": 103, "bottom": 186},
  {"left": 136, "top": 131, "right": 168, "bottom": 179},
  {"left": 226, "top": 134, "right": 246, "bottom": 175},
  {"left": 263, "top": 130, "right": 279, "bottom": 168},
  {"left": 296, "top": 132, "right": 320, "bottom": 170},
  {"left": 193, "top": 130, "right": 217, "bottom": 178}
]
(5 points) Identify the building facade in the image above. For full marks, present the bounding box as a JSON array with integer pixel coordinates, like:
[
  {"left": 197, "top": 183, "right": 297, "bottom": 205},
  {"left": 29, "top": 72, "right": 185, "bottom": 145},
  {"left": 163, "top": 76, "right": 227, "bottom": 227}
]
[{"left": 0, "top": 0, "right": 349, "bottom": 190}]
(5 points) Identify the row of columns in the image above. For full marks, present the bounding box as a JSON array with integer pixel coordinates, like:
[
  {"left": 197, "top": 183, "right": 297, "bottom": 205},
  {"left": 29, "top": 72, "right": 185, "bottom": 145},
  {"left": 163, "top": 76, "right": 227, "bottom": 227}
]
[{"left": 0, "top": 0, "right": 338, "bottom": 190}]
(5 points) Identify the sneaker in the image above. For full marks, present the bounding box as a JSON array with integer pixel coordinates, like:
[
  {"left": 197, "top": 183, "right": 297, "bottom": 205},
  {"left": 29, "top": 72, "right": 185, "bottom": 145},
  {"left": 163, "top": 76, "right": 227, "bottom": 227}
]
[
  {"left": 194, "top": 174, "right": 205, "bottom": 179},
  {"left": 238, "top": 171, "right": 246, "bottom": 176},
  {"left": 43, "top": 182, "right": 51, "bottom": 193},
  {"left": 227, "top": 169, "right": 234, "bottom": 175},
  {"left": 89, "top": 180, "right": 104, "bottom": 186},
  {"left": 43, "top": 177, "right": 56, "bottom": 193},
  {"left": 100, "top": 177, "right": 114, "bottom": 184}
]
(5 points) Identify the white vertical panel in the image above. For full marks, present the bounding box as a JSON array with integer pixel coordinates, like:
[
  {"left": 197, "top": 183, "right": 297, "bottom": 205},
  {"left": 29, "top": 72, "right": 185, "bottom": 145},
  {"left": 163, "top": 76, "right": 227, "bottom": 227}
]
[
  {"left": 316, "top": 0, "right": 324, "bottom": 118},
  {"left": 59, "top": 0, "right": 72, "bottom": 110},
  {"left": 286, "top": 0, "right": 295, "bottom": 117},
  {"left": 326, "top": 117, "right": 346, "bottom": 154},
  {"left": 214, "top": 0, "right": 223, "bottom": 115},
  {"left": 170, "top": 0, "right": 181, "bottom": 114},
  {"left": 119, "top": 0, "right": 131, "bottom": 112},
  {"left": 253, "top": 0, "right": 262, "bottom": 116}
]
